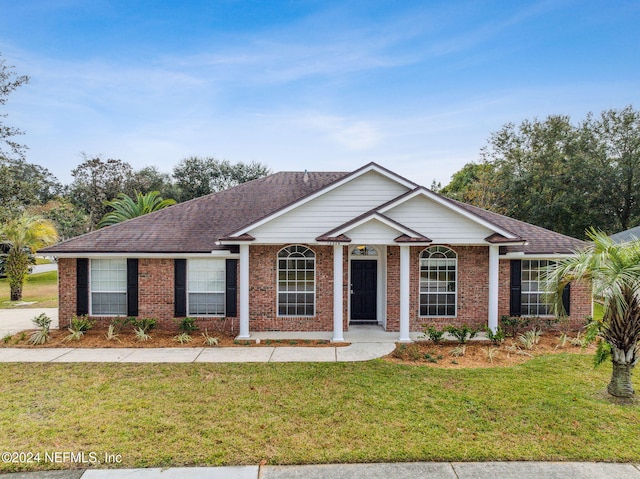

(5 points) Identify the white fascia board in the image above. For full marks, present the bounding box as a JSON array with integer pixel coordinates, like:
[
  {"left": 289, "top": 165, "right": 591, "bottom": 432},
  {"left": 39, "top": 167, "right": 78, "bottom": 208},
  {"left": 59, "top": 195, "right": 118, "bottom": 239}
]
[
  {"left": 502, "top": 252, "right": 577, "bottom": 259},
  {"left": 50, "top": 252, "right": 239, "bottom": 259},
  {"left": 378, "top": 188, "right": 519, "bottom": 240},
  {"left": 232, "top": 163, "right": 416, "bottom": 237},
  {"left": 332, "top": 213, "right": 423, "bottom": 239}
]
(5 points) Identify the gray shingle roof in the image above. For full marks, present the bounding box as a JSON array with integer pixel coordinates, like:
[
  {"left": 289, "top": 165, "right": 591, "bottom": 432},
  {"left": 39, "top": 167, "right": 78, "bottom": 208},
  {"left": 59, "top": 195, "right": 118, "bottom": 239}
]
[
  {"left": 40, "top": 165, "right": 587, "bottom": 255},
  {"left": 41, "top": 171, "right": 348, "bottom": 254},
  {"left": 610, "top": 225, "right": 640, "bottom": 244}
]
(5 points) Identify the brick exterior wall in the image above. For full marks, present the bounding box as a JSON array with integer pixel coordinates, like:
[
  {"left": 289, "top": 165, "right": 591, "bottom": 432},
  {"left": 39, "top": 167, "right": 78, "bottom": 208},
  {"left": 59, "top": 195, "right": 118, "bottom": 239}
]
[
  {"left": 55, "top": 247, "right": 593, "bottom": 334},
  {"left": 498, "top": 259, "right": 593, "bottom": 329}
]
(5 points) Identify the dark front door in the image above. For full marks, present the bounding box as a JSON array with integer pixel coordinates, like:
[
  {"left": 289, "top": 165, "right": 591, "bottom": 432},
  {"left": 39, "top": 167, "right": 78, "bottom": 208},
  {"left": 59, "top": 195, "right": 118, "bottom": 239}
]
[{"left": 351, "top": 260, "right": 377, "bottom": 322}]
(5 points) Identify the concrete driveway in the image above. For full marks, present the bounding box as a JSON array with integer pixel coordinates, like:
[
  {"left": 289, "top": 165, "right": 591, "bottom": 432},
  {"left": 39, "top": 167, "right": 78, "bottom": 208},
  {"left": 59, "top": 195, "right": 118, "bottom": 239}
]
[{"left": 0, "top": 308, "right": 59, "bottom": 337}]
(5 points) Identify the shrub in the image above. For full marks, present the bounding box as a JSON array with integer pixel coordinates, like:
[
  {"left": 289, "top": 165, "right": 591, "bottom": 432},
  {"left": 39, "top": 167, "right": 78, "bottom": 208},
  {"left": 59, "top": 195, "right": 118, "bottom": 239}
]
[
  {"left": 134, "top": 327, "right": 151, "bottom": 342},
  {"left": 128, "top": 317, "right": 157, "bottom": 333},
  {"left": 446, "top": 325, "right": 477, "bottom": 344},
  {"left": 484, "top": 325, "right": 505, "bottom": 345},
  {"left": 202, "top": 329, "right": 220, "bottom": 347},
  {"left": 422, "top": 325, "right": 446, "bottom": 344},
  {"left": 501, "top": 315, "right": 530, "bottom": 338},
  {"left": 64, "top": 315, "right": 95, "bottom": 342},
  {"left": 176, "top": 317, "right": 198, "bottom": 334}
]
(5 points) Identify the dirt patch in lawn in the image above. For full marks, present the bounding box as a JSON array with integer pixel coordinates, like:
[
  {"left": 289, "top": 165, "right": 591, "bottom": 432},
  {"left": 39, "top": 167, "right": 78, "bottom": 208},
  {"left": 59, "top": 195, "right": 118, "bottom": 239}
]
[
  {"left": 1, "top": 327, "right": 348, "bottom": 349},
  {"left": 386, "top": 332, "right": 595, "bottom": 369}
]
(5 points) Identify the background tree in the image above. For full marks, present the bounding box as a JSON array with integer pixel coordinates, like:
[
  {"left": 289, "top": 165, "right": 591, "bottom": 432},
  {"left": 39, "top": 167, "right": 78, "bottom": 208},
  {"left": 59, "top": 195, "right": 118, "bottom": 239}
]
[
  {"left": 548, "top": 230, "right": 640, "bottom": 398},
  {"left": 441, "top": 107, "right": 640, "bottom": 239},
  {"left": 172, "top": 157, "right": 271, "bottom": 202},
  {"left": 0, "top": 158, "right": 62, "bottom": 223},
  {"left": 98, "top": 191, "right": 176, "bottom": 228},
  {"left": 124, "top": 165, "right": 177, "bottom": 200},
  {"left": 0, "top": 52, "right": 29, "bottom": 159},
  {"left": 0, "top": 213, "right": 58, "bottom": 301},
  {"left": 68, "top": 154, "right": 133, "bottom": 230},
  {"left": 29, "top": 198, "right": 89, "bottom": 240}
]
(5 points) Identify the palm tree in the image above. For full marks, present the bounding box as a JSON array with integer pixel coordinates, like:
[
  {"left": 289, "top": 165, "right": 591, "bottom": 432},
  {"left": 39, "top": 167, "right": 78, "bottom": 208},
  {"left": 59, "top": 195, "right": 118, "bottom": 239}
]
[
  {"left": 0, "top": 213, "right": 58, "bottom": 301},
  {"left": 548, "top": 229, "right": 640, "bottom": 398},
  {"left": 98, "top": 191, "right": 176, "bottom": 228}
]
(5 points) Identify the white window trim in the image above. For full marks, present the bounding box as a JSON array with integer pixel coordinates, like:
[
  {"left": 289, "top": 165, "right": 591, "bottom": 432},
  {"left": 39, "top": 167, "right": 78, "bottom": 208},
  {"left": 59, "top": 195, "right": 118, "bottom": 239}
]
[
  {"left": 521, "top": 259, "right": 556, "bottom": 317},
  {"left": 419, "top": 246, "right": 458, "bottom": 318},
  {"left": 277, "top": 245, "right": 316, "bottom": 318},
  {"left": 89, "top": 258, "right": 127, "bottom": 317},
  {"left": 187, "top": 258, "right": 226, "bottom": 317}
]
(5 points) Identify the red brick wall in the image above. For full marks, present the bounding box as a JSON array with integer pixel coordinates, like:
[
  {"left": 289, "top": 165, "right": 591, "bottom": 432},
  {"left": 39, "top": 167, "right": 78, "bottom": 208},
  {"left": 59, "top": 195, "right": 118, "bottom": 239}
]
[
  {"left": 498, "top": 259, "right": 593, "bottom": 329},
  {"left": 248, "top": 244, "right": 338, "bottom": 331},
  {"left": 55, "top": 249, "right": 593, "bottom": 334},
  {"left": 57, "top": 258, "right": 76, "bottom": 329}
]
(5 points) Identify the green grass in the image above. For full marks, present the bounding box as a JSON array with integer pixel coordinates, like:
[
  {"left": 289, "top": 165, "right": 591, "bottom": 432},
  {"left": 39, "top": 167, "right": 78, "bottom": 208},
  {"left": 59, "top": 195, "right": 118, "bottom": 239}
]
[
  {"left": 0, "top": 271, "right": 58, "bottom": 308},
  {"left": 0, "top": 354, "right": 638, "bottom": 472}
]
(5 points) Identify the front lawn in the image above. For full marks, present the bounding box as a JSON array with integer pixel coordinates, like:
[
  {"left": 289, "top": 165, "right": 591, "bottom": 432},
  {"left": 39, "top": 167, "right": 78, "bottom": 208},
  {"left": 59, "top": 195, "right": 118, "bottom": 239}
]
[
  {"left": 0, "top": 355, "right": 638, "bottom": 472},
  {"left": 0, "top": 271, "right": 58, "bottom": 308}
]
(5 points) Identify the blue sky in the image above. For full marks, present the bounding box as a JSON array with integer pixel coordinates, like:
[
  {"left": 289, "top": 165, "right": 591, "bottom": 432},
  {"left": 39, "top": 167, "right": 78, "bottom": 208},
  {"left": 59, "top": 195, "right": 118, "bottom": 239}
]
[{"left": 1, "top": 0, "right": 639, "bottom": 187}]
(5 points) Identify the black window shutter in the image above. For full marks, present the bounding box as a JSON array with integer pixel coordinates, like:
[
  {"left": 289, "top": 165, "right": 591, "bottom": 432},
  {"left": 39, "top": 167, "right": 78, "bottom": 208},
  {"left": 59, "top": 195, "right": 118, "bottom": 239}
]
[
  {"left": 127, "top": 259, "right": 139, "bottom": 317},
  {"left": 510, "top": 259, "right": 522, "bottom": 316},
  {"left": 174, "top": 259, "right": 187, "bottom": 317},
  {"left": 225, "top": 259, "right": 238, "bottom": 318},
  {"left": 562, "top": 283, "right": 571, "bottom": 316},
  {"left": 76, "top": 258, "right": 89, "bottom": 316}
]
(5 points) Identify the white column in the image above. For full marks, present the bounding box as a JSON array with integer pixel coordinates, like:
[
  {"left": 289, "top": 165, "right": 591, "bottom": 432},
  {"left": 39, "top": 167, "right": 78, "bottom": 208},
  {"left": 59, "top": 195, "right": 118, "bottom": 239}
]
[
  {"left": 488, "top": 245, "right": 499, "bottom": 333},
  {"left": 238, "top": 243, "right": 250, "bottom": 339},
  {"left": 399, "top": 245, "right": 411, "bottom": 342},
  {"left": 332, "top": 244, "right": 344, "bottom": 342}
]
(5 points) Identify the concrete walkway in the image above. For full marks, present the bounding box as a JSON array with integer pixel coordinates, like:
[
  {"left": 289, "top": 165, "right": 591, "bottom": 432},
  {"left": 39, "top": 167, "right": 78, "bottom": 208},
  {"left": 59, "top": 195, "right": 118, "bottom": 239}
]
[
  {"left": 0, "top": 341, "right": 395, "bottom": 363},
  {"left": 2, "top": 462, "right": 640, "bottom": 478},
  {"left": 0, "top": 308, "right": 59, "bottom": 338}
]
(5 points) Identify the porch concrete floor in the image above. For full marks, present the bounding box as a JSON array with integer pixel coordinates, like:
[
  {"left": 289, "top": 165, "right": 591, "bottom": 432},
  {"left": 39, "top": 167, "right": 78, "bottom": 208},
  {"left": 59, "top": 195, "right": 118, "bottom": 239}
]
[{"left": 248, "top": 324, "right": 423, "bottom": 343}]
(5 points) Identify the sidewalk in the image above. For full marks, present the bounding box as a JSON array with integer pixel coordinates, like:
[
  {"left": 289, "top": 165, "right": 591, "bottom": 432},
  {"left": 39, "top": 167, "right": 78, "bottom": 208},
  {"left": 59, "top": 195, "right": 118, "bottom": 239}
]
[
  {"left": 3, "top": 462, "right": 640, "bottom": 478},
  {"left": 0, "top": 342, "right": 395, "bottom": 363}
]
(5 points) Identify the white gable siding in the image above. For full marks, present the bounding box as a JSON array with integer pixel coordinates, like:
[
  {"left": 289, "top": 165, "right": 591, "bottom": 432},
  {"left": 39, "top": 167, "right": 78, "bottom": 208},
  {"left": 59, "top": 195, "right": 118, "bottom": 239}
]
[
  {"left": 344, "top": 219, "right": 405, "bottom": 244},
  {"left": 384, "top": 195, "right": 494, "bottom": 243},
  {"left": 249, "top": 171, "right": 410, "bottom": 243}
]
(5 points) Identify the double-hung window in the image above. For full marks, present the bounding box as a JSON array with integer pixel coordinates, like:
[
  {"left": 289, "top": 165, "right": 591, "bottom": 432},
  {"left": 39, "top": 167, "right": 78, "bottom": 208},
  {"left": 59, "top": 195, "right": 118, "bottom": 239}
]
[
  {"left": 90, "top": 258, "right": 127, "bottom": 315},
  {"left": 187, "top": 259, "right": 226, "bottom": 316},
  {"left": 521, "top": 259, "right": 555, "bottom": 316},
  {"left": 419, "top": 246, "right": 457, "bottom": 317}
]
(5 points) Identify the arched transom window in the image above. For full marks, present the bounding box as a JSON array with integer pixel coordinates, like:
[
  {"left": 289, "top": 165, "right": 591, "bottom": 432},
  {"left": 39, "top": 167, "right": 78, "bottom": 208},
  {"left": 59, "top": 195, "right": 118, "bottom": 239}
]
[
  {"left": 419, "top": 246, "right": 457, "bottom": 317},
  {"left": 277, "top": 245, "right": 315, "bottom": 316}
]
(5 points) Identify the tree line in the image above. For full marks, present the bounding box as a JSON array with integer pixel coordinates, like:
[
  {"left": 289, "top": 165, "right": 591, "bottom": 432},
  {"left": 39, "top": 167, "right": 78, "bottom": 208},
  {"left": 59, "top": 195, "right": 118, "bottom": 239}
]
[
  {"left": 437, "top": 106, "right": 640, "bottom": 239},
  {"left": 0, "top": 154, "right": 271, "bottom": 237}
]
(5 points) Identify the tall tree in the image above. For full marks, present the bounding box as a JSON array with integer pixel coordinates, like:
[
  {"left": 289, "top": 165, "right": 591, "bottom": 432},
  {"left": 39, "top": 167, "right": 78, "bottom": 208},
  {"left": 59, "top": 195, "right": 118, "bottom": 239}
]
[
  {"left": 29, "top": 199, "right": 89, "bottom": 240},
  {"left": 0, "top": 52, "right": 29, "bottom": 160},
  {"left": 582, "top": 107, "right": 640, "bottom": 232},
  {"left": 172, "top": 157, "right": 271, "bottom": 202},
  {"left": 68, "top": 155, "right": 133, "bottom": 230},
  {"left": 548, "top": 230, "right": 640, "bottom": 398},
  {"left": 98, "top": 191, "right": 176, "bottom": 228},
  {"left": 124, "top": 165, "right": 177, "bottom": 200},
  {"left": 441, "top": 107, "right": 640, "bottom": 239},
  {"left": 0, "top": 213, "right": 58, "bottom": 301},
  {"left": 0, "top": 158, "right": 62, "bottom": 223}
]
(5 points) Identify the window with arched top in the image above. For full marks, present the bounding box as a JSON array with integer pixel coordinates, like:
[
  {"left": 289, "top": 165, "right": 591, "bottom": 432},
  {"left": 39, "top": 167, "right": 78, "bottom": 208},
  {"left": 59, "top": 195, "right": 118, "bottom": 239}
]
[
  {"left": 419, "top": 246, "right": 457, "bottom": 317},
  {"left": 352, "top": 245, "right": 378, "bottom": 256},
  {"left": 277, "top": 245, "right": 315, "bottom": 316}
]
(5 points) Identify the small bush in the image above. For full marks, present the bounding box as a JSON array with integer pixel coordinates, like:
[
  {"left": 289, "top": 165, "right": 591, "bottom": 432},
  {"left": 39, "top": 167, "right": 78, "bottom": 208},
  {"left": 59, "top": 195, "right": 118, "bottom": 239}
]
[
  {"left": 518, "top": 328, "right": 541, "bottom": 350},
  {"left": 446, "top": 325, "right": 477, "bottom": 344},
  {"left": 449, "top": 345, "right": 466, "bottom": 357},
  {"left": 422, "top": 325, "right": 446, "bottom": 344},
  {"left": 127, "top": 317, "right": 157, "bottom": 333},
  {"left": 176, "top": 317, "right": 198, "bottom": 334},
  {"left": 64, "top": 315, "right": 95, "bottom": 342},
  {"left": 501, "top": 315, "right": 530, "bottom": 338},
  {"left": 485, "top": 326, "right": 505, "bottom": 345}
]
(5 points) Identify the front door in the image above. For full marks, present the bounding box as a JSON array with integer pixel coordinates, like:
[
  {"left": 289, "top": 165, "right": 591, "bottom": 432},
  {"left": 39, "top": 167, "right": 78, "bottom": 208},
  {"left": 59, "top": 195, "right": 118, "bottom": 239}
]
[{"left": 350, "top": 260, "right": 377, "bottom": 323}]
